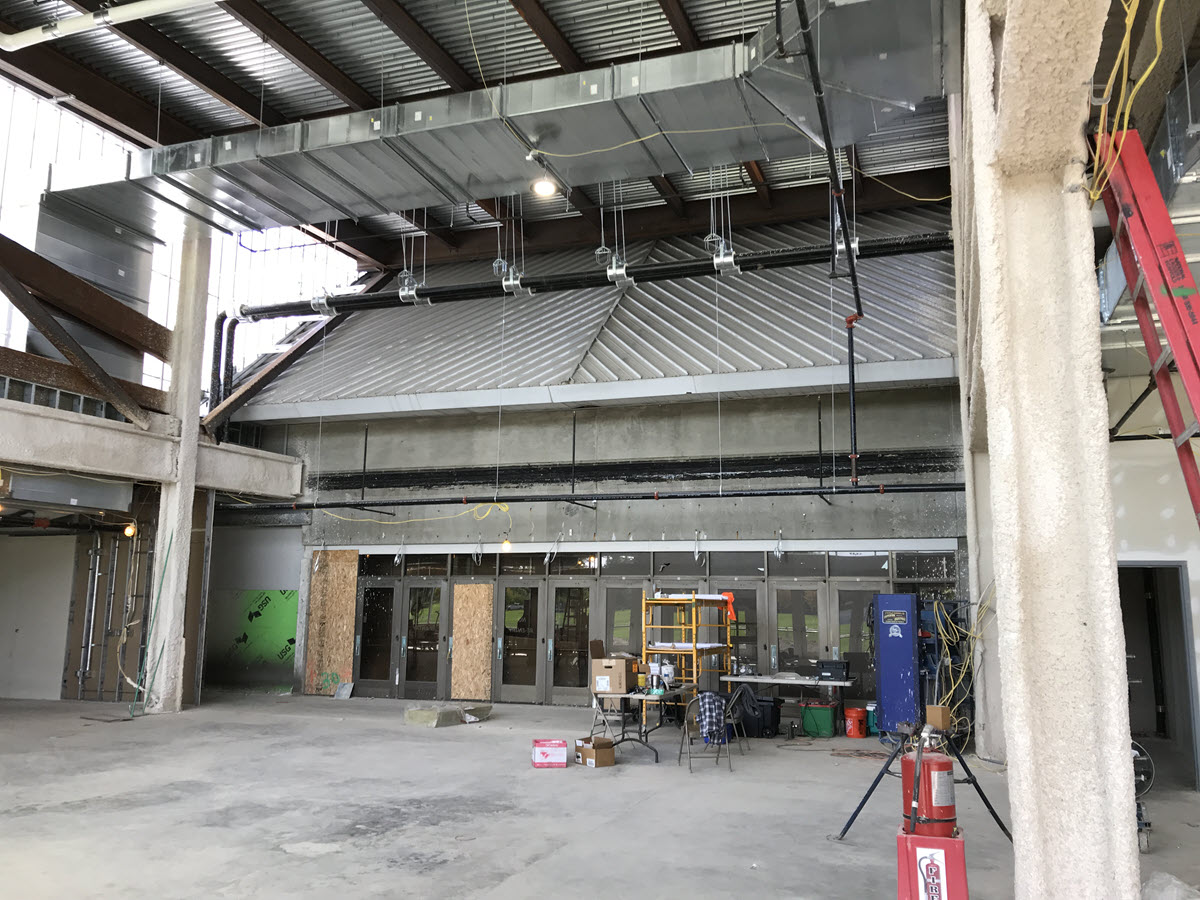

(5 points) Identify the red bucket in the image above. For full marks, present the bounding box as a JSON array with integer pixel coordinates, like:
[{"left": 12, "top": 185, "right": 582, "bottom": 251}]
[{"left": 845, "top": 707, "right": 868, "bottom": 739}]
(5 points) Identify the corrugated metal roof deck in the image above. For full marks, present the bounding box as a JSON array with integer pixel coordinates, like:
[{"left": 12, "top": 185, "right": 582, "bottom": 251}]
[{"left": 250, "top": 205, "right": 953, "bottom": 410}]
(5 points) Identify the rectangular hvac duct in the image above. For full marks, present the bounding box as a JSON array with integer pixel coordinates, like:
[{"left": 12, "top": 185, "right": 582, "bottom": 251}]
[{"left": 42, "top": 0, "right": 954, "bottom": 240}]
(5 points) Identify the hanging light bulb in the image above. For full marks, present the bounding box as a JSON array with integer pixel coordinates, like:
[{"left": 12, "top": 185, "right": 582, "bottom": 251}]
[
  {"left": 501, "top": 536, "right": 513, "bottom": 552},
  {"left": 531, "top": 177, "right": 557, "bottom": 197},
  {"left": 124, "top": 522, "right": 137, "bottom": 538}
]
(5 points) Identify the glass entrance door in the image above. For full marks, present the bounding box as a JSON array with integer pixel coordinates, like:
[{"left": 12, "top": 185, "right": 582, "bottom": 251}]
[
  {"left": 355, "top": 578, "right": 399, "bottom": 697},
  {"left": 397, "top": 579, "right": 447, "bottom": 700},
  {"left": 495, "top": 579, "right": 544, "bottom": 703},
  {"left": 830, "top": 583, "right": 888, "bottom": 701},
  {"left": 710, "top": 583, "right": 766, "bottom": 676},
  {"left": 544, "top": 581, "right": 594, "bottom": 705},
  {"left": 768, "top": 582, "right": 824, "bottom": 677}
]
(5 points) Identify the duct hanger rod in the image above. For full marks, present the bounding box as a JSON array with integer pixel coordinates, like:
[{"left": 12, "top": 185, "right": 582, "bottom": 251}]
[{"left": 238, "top": 231, "right": 951, "bottom": 322}]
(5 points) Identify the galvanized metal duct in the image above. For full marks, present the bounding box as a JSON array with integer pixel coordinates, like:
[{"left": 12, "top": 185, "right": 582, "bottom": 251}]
[
  {"left": 42, "top": 0, "right": 953, "bottom": 238},
  {"left": 237, "top": 230, "right": 951, "bottom": 321}
]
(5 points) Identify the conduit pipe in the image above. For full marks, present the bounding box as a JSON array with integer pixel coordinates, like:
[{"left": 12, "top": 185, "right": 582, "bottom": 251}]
[
  {"left": 236, "top": 232, "right": 952, "bottom": 322},
  {"left": 209, "top": 310, "right": 226, "bottom": 411},
  {"left": 0, "top": 0, "right": 218, "bottom": 53},
  {"left": 218, "top": 481, "right": 965, "bottom": 513}
]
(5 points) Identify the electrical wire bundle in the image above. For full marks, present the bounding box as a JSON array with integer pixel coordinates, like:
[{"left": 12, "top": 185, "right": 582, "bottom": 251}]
[
  {"left": 1089, "top": 0, "right": 1168, "bottom": 203},
  {"left": 932, "top": 583, "right": 995, "bottom": 751}
]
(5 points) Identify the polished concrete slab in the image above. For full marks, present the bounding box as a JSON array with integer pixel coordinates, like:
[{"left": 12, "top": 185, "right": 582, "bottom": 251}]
[{"left": 0, "top": 694, "right": 1193, "bottom": 898}]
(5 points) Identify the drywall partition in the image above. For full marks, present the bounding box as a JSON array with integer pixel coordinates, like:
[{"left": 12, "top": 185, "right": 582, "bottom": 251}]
[
  {"left": 303, "top": 549, "right": 357, "bottom": 695},
  {"left": 0, "top": 535, "right": 77, "bottom": 699},
  {"left": 1110, "top": 440, "right": 1200, "bottom": 788},
  {"left": 206, "top": 526, "right": 302, "bottom": 689},
  {"left": 451, "top": 583, "right": 493, "bottom": 700}
]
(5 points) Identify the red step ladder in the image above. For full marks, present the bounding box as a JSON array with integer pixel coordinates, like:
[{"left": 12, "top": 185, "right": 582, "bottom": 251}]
[{"left": 1099, "top": 130, "right": 1200, "bottom": 525}]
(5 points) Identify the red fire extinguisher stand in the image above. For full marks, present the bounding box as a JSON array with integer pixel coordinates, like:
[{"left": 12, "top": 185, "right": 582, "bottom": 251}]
[
  {"left": 830, "top": 723, "right": 1012, "bottom": 899},
  {"left": 895, "top": 735, "right": 969, "bottom": 899}
]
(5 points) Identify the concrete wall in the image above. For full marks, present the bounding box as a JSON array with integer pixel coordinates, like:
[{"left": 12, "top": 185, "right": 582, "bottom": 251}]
[
  {"left": 0, "top": 535, "right": 78, "bottom": 699},
  {"left": 252, "top": 389, "right": 966, "bottom": 549},
  {"left": 205, "top": 526, "right": 303, "bottom": 689}
]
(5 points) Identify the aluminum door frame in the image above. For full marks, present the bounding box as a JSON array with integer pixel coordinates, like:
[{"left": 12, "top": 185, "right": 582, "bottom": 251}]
[
  {"left": 597, "top": 578, "right": 652, "bottom": 659},
  {"left": 709, "top": 580, "right": 768, "bottom": 675},
  {"left": 353, "top": 576, "right": 400, "bottom": 698},
  {"left": 765, "top": 579, "right": 827, "bottom": 675},
  {"left": 829, "top": 580, "right": 890, "bottom": 700},
  {"left": 396, "top": 576, "right": 448, "bottom": 701},
  {"left": 493, "top": 575, "right": 548, "bottom": 703},
  {"left": 544, "top": 577, "right": 600, "bottom": 705}
]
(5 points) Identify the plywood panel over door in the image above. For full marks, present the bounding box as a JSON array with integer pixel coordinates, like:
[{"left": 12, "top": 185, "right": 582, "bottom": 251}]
[
  {"left": 304, "top": 549, "right": 358, "bottom": 695},
  {"left": 451, "top": 583, "right": 493, "bottom": 701}
]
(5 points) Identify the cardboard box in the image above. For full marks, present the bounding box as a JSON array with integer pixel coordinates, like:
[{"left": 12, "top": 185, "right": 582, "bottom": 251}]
[
  {"left": 926, "top": 704, "right": 953, "bottom": 731},
  {"left": 574, "top": 737, "right": 616, "bottom": 767},
  {"left": 591, "top": 657, "right": 637, "bottom": 694},
  {"left": 532, "top": 739, "right": 568, "bottom": 768}
]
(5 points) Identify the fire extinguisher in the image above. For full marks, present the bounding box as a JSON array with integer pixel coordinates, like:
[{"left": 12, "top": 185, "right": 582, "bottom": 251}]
[{"left": 900, "top": 738, "right": 957, "bottom": 837}]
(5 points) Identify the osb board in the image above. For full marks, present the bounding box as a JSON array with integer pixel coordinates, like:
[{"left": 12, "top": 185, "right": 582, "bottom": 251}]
[
  {"left": 451, "top": 583, "right": 493, "bottom": 700},
  {"left": 304, "top": 550, "right": 358, "bottom": 695}
]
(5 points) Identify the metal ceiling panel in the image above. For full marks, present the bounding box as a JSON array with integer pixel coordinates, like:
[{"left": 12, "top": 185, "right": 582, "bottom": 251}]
[
  {"left": 405, "top": 0, "right": 559, "bottom": 83},
  {"left": 571, "top": 206, "right": 955, "bottom": 383},
  {"left": 247, "top": 207, "right": 953, "bottom": 409},
  {"left": 540, "top": 0, "right": 678, "bottom": 63},
  {"left": 151, "top": 3, "right": 345, "bottom": 121},
  {"left": 261, "top": 0, "right": 446, "bottom": 102},
  {"left": 1, "top": 0, "right": 250, "bottom": 134},
  {"left": 682, "top": 0, "right": 778, "bottom": 41}
]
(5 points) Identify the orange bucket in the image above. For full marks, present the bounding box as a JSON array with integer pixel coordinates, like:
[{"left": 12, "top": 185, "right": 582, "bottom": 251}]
[{"left": 845, "top": 707, "right": 868, "bottom": 739}]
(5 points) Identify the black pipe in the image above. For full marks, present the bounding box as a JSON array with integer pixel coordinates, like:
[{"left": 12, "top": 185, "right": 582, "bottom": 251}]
[
  {"left": 795, "top": 0, "right": 863, "bottom": 318},
  {"left": 217, "top": 481, "right": 965, "bottom": 512},
  {"left": 221, "top": 317, "right": 239, "bottom": 402},
  {"left": 209, "top": 310, "right": 226, "bottom": 411},
  {"left": 908, "top": 738, "right": 924, "bottom": 835},
  {"left": 237, "top": 232, "right": 952, "bottom": 322},
  {"left": 847, "top": 317, "right": 860, "bottom": 485},
  {"left": 1143, "top": 568, "right": 1168, "bottom": 737},
  {"left": 1110, "top": 375, "right": 1157, "bottom": 437}
]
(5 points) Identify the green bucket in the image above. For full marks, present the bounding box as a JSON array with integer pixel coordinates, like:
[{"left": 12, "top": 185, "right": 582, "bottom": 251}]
[{"left": 802, "top": 702, "right": 836, "bottom": 738}]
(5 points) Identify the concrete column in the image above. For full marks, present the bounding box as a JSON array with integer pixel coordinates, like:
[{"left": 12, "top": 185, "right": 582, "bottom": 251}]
[
  {"left": 145, "top": 222, "right": 211, "bottom": 713},
  {"left": 961, "top": 1, "right": 1139, "bottom": 896}
]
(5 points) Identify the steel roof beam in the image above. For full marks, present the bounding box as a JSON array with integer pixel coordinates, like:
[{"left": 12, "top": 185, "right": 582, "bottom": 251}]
[
  {"left": 360, "top": 0, "right": 480, "bottom": 92},
  {"left": 60, "top": 0, "right": 286, "bottom": 127},
  {"left": 649, "top": 174, "right": 686, "bottom": 218},
  {"left": 0, "top": 232, "right": 173, "bottom": 361},
  {"left": 216, "top": 0, "right": 377, "bottom": 110},
  {"left": 658, "top": 0, "right": 700, "bottom": 51},
  {"left": 509, "top": 0, "right": 585, "bottom": 72},
  {"left": 0, "top": 346, "right": 169, "bottom": 414},
  {"left": 743, "top": 160, "right": 773, "bottom": 208},
  {"left": 0, "top": 268, "right": 151, "bottom": 430},
  {"left": 0, "top": 17, "right": 199, "bottom": 146}
]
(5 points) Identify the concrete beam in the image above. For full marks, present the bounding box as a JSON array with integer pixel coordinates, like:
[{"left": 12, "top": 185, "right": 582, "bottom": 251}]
[
  {"left": 0, "top": 399, "right": 300, "bottom": 497},
  {"left": 991, "top": 0, "right": 1111, "bottom": 173}
]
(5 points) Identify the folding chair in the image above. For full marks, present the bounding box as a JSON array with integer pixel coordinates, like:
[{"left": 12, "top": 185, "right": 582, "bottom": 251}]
[
  {"left": 724, "top": 684, "right": 754, "bottom": 755},
  {"left": 678, "top": 695, "right": 733, "bottom": 772}
]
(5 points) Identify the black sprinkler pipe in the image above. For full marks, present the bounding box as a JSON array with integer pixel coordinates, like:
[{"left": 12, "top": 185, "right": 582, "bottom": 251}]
[
  {"left": 847, "top": 316, "right": 860, "bottom": 485},
  {"left": 236, "top": 232, "right": 951, "bottom": 322},
  {"left": 209, "top": 310, "right": 227, "bottom": 410},
  {"left": 217, "top": 481, "right": 965, "bottom": 513},
  {"left": 795, "top": 0, "right": 863, "bottom": 319}
]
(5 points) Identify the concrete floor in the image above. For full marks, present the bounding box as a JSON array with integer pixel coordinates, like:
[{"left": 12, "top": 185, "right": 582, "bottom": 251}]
[{"left": 0, "top": 695, "right": 1195, "bottom": 899}]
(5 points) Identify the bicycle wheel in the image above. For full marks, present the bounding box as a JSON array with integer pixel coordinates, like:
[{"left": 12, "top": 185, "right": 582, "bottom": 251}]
[{"left": 1132, "top": 740, "right": 1155, "bottom": 798}]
